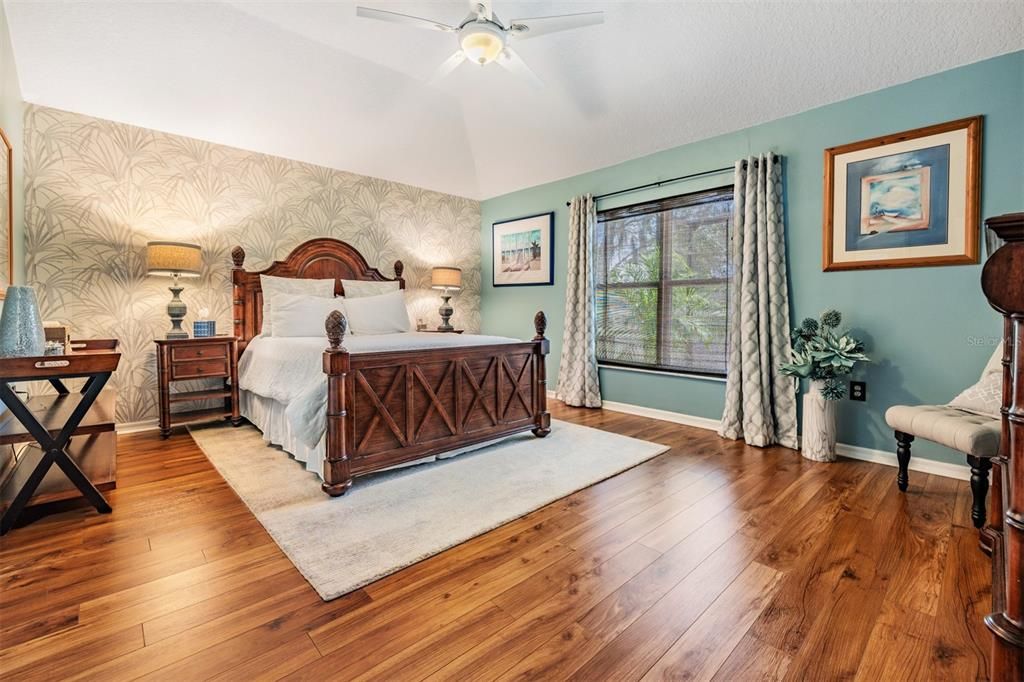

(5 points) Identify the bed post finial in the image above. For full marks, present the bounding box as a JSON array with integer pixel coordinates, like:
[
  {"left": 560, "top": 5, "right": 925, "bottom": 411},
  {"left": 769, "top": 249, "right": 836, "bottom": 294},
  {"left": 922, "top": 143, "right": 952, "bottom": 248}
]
[
  {"left": 533, "top": 311, "right": 547, "bottom": 341},
  {"left": 326, "top": 310, "right": 348, "bottom": 351},
  {"left": 394, "top": 260, "right": 405, "bottom": 279},
  {"left": 231, "top": 246, "right": 245, "bottom": 269}
]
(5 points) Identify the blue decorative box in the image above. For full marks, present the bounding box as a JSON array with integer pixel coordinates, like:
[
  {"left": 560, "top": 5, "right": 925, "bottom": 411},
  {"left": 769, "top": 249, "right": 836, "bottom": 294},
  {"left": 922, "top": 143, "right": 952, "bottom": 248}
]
[{"left": 193, "top": 320, "right": 217, "bottom": 338}]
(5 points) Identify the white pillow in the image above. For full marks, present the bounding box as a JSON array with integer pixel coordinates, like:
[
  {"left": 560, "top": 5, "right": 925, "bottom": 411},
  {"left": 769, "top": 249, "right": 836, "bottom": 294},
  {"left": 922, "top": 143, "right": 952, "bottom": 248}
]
[
  {"left": 344, "top": 290, "right": 410, "bottom": 335},
  {"left": 341, "top": 279, "right": 400, "bottom": 298},
  {"left": 261, "top": 275, "right": 334, "bottom": 336},
  {"left": 981, "top": 342, "right": 1003, "bottom": 377},
  {"left": 269, "top": 293, "right": 344, "bottom": 338},
  {"left": 949, "top": 371, "right": 1002, "bottom": 419}
]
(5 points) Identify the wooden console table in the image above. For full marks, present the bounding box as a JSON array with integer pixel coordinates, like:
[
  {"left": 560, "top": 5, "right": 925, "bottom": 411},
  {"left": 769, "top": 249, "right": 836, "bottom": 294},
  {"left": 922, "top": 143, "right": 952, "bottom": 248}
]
[{"left": 0, "top": 339, "right": 120, "bottom": 534}]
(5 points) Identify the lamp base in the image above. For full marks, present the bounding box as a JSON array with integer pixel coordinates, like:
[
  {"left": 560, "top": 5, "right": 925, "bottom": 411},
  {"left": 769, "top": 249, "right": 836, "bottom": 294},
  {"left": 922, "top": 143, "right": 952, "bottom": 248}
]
[
  {"left": 166, "top": 284, "right": 189, "bottom": 339},
  {"left": 437, "top": 295, "right": 455, "bottom": 332}
]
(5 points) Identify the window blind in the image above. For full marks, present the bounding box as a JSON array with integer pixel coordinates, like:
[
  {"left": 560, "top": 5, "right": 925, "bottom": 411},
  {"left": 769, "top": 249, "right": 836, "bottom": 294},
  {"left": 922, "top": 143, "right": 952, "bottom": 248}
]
[{"left": 595, "top": 185, "right": 733, "bottom": 376}]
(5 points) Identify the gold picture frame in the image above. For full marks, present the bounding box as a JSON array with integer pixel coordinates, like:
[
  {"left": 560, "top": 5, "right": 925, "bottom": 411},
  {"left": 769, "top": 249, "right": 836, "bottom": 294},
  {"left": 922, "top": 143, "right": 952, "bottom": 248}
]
[{"left": 823, "top": 116, "right": 981, "bottom": 271}]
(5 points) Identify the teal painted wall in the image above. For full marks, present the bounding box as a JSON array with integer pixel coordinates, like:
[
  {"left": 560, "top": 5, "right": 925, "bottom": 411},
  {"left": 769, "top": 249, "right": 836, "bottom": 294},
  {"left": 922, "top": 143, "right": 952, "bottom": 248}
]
[{"left": 480, "top": 51, "right": 1024, "bottom": 466}]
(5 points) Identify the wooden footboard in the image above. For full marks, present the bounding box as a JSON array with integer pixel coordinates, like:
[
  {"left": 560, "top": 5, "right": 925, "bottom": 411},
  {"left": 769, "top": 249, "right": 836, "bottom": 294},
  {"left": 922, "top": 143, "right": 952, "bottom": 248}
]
[{"left": 320, "top": 311, "right": 551, "bottom": 496}]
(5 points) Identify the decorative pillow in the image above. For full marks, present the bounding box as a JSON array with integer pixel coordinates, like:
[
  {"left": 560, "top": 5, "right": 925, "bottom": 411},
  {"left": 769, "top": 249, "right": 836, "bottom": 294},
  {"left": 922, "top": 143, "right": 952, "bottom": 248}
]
[
  {"left": 343, "top": 290, "right": 411, "bottom": 335},
  {"left": 341, "top": 279, "right": 400, "bottom": 299},
  {"left": 260, "top": 275, "right": 334, "bottom": 336},
  {"left": 981, "top": 342, "right": 1003, "bottom": 377},
  {"left": 948, "top": 371, "right": 1002, "bottom": 419},
  {"left": 269, "top": 293, "right": 344, "bottom": 338}
]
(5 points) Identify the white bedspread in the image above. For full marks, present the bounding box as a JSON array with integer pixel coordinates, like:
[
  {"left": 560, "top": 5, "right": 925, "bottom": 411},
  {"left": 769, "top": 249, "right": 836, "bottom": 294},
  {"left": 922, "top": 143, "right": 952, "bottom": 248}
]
[{"left": 239, "top": 332, "right": 522, "bottom": 449}]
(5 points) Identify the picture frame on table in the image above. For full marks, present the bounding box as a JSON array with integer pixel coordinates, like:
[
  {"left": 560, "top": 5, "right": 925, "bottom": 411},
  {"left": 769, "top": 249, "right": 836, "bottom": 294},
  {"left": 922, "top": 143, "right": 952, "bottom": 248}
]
[
  {"left": 492, "top": 212, "right": 554, "bottom": 287},
  {"left": 823, "top": 116, "right": 981, "bottom": 271}
]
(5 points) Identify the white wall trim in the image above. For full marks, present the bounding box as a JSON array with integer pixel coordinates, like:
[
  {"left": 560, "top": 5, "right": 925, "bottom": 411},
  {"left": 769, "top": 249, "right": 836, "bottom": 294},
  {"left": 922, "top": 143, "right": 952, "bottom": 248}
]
[
  {"left": 550, "top": 391, "right": 971, "bottom": 481},
  {"left": 116, "top": 419, "right": 160, "bottom": 434},
  {"left": 834, "top": 442, "right": 970, "bottom": 481}
]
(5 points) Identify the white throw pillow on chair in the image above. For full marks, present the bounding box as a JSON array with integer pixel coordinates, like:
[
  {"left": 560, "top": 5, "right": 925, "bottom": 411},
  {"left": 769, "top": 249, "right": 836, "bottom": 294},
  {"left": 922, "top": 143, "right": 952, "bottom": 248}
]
[
  {"left": 344, "top": 290, "right": 411, "bottom": 335},
  {"left": 269, "top": 293, "right": 345, "bottom": 338},
  {"left": 949, "top": 371, "right": 1002, "bottom": 418}
]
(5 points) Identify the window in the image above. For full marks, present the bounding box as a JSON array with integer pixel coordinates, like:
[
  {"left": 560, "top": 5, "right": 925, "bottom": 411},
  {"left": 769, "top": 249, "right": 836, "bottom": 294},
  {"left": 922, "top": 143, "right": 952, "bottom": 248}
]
[{"left": 595, "top": 186, "right": 733, "bottom": 377}]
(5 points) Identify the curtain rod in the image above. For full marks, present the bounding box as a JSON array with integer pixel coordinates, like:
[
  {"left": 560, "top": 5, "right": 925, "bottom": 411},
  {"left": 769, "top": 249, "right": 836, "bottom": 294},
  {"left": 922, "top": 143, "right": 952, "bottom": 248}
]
[{"left": 563, "top": 155, "right": 780, "bottom": 207}]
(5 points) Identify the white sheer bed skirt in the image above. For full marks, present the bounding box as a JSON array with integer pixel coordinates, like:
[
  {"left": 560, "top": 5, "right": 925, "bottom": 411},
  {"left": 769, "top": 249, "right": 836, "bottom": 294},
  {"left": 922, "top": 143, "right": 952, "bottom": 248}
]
[
  {"left": 241, "top": 391, "right": 328, "bottom": 475},
  {"left": 240, "top": 390, "right": 506, "bottom": 480}
]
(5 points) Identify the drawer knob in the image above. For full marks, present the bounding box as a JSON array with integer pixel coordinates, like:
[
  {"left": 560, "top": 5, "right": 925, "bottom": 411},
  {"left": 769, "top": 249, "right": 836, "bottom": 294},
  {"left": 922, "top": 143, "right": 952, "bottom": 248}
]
[
  {"left": 195, "top": 367, "right": 204, "bottom": 373},
  {"left": 197, "top": 350, "right": 204, "bottom": 356}
]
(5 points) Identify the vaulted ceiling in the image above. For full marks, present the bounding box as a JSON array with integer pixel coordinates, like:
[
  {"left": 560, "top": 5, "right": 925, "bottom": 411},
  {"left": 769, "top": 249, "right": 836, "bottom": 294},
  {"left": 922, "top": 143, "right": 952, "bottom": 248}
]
[{"left": 5, "top": 1, "right": 1023, "bottom": 199}]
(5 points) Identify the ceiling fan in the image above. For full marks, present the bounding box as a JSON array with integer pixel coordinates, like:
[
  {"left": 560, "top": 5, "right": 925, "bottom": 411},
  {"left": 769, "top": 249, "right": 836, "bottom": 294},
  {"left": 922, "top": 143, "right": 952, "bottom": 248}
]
[{"left": 355, "top": 1, "right": 604, "bottom": 87}]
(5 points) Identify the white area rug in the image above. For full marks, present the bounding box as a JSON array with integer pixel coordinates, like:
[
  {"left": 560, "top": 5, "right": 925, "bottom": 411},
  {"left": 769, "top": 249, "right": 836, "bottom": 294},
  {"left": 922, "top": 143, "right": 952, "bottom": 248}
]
[{"left": 189, "top": 420, "right": 668, "bottom": 600}]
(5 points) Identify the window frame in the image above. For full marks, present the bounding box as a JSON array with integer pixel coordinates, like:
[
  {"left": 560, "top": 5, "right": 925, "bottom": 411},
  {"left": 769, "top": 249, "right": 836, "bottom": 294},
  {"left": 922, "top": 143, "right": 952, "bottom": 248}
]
[{"left": 595, "top": 184, "right": 733, "bottom": 379}]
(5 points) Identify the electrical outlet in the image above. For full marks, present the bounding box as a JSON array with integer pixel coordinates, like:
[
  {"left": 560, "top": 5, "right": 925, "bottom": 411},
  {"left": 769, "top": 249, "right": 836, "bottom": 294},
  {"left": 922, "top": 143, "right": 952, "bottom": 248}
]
[{"left": 850, "top": 381, "right": 866, "bottom": 401}]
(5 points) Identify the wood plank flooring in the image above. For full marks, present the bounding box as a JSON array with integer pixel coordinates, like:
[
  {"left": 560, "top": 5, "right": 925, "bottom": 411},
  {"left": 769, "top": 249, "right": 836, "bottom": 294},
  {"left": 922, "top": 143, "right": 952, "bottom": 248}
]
[{"left": 0, "top": 402, "right": 991, "bottom": 680}]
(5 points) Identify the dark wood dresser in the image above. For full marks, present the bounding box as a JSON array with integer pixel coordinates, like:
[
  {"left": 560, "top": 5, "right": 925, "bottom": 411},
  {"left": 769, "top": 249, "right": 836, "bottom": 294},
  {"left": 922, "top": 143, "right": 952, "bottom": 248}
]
[
  {"left": 155, "top": 336, "right": 241, "bottom": 438},
  {"left": 980, "top": 212, "right": 1024, "bottom": 681}
]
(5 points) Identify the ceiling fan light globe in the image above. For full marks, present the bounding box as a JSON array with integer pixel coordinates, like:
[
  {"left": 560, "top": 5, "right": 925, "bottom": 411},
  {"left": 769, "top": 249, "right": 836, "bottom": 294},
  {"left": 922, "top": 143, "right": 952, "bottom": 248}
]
[{"left": 458, "top": 22, "right": 505, "bottom": 65}]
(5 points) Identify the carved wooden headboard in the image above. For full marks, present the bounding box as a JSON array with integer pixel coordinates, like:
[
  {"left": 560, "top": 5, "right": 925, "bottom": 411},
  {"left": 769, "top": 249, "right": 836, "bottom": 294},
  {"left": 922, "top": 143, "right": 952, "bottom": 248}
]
[{"left": 231, "top": 238, "right": 405, "bottom": 348}]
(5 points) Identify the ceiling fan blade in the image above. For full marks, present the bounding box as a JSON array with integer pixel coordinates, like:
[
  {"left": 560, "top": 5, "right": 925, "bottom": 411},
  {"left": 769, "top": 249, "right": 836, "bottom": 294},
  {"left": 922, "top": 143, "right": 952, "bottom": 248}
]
[
  {"left": 508, "top": 12, "right": 604, "bottom": 40},
  {"left": 497, "top": 48, "right": 543, "bottom": 89},
  {"left": 355, "top": 6, "right": 455, "bottom": 32},
  {"left": 469, "top": 0, "right": 493, "bottom": 21},
  {"left": 430, "top": 51, "right": 467, "bottom": 84}
]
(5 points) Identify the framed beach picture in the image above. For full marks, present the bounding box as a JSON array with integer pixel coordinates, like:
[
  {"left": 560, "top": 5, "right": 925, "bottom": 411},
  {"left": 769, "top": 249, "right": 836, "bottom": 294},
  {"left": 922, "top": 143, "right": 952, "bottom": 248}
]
[
  {"left": 823, "top": 116, "right": 981, "bottom": 271},
  {"left": 492, "top": 212, "right": 554, "bottom": 286}
]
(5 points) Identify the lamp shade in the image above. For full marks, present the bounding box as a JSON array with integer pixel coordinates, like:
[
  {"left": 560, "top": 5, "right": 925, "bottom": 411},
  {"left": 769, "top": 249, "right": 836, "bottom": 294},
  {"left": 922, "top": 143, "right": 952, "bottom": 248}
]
[
  {"left": 431, "top": 266, "right": 462, "bottom": 291},
  {"left": 147, "top": 241, "right": 202, "bottom": 277}
]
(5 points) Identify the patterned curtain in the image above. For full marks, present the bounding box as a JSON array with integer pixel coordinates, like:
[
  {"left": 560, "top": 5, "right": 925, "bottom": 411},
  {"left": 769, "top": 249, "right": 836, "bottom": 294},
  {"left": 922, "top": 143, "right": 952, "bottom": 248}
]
[
  {"left": 719, "top": 155, "right": 798, "bottom": 449},
  {"left": 556, "top": 194, "right": 602, "bottom": 407}
]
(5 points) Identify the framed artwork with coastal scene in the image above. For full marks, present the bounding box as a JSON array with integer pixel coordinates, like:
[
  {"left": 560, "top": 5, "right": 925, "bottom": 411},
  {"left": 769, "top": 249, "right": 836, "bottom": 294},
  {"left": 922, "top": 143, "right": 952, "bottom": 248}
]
[
  {"left": 823, "top": 116, "right": 981, "bottom": 271},
  {"left": 492, "top": 212, "right": 554, "bottom": 286}
]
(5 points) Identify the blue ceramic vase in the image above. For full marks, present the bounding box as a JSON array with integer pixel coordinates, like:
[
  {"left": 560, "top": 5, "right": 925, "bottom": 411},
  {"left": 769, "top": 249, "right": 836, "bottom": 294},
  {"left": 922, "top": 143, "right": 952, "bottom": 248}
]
[{"left": 0, "top": 286, "right": 46, "bottom": 358}]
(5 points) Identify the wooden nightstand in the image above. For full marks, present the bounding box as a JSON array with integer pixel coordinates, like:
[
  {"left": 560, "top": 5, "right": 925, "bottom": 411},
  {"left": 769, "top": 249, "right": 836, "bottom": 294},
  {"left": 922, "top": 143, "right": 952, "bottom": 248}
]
[{"left": 155, "top": 337, "right": 241, "bottom": 438}]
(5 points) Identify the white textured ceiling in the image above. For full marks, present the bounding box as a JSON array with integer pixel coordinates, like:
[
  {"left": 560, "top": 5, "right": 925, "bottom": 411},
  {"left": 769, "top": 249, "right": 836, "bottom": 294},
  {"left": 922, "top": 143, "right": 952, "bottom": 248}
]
[{"left": 5, "top": 1, "right": 1023, "bottom": 199}]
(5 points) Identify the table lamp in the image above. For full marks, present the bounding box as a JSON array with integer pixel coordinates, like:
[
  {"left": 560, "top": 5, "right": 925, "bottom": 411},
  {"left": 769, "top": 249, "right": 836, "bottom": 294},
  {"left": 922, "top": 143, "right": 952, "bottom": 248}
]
[
  {"left": 431, "top": 266, "right": 462, "bottom": 332},
  {"left": 147, "top": 241, "right": 201, "bottom": 339}
]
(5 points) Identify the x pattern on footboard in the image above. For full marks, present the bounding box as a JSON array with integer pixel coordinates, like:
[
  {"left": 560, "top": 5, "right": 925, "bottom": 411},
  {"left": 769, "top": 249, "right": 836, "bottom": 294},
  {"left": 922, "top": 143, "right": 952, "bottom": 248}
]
[{"left": 350, "top": 351, "right": 537, "bottom": 459}]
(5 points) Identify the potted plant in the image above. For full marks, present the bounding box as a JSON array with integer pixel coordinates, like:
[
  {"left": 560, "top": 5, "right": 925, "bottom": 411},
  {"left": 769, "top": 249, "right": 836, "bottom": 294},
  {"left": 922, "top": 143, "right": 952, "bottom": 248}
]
[{"left": 779, "top": 309, "right": 869, "bottom": 462}]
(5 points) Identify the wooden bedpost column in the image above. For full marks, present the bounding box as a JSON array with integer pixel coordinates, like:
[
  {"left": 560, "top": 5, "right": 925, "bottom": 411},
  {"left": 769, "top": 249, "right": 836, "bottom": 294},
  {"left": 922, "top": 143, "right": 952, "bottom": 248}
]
[
  {"left": 532, "top": 311, "right": 551, "bottom": 438},
  {"left": 981, "top": 212, "right": 1024, "bottom": 681},
  {"left": 394, "top": 260, "right": 405, "bottom": 289},
  {"left": 231, "top": 246, "right": 246, "bottom": 343},
  {"left": 322, "top": 310, "right": 353, "bottom": 496}
]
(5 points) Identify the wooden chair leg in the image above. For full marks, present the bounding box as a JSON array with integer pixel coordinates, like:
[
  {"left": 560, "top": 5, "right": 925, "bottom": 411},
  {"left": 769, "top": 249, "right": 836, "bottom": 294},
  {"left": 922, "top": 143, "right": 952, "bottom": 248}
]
[
  {"left": 966, "top": 455, "right": 992, "bottom": 530},
  {"left": 895, "top": 431, "right": 914, "bottom": 492}
]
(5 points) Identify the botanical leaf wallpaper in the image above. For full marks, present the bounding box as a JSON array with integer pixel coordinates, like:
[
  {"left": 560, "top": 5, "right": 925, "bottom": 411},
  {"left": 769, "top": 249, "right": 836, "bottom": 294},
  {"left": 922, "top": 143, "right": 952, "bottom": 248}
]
[
  {"left": 25, "top": 105, "right": 482, "bottom": 424},
  {"left": 0, "top": 126, "right": 9, "bottom": 295}
]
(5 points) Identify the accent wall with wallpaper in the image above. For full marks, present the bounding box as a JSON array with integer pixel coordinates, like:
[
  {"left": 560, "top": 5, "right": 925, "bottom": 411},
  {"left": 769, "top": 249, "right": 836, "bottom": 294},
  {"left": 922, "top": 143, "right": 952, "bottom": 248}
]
[
  {"left": 25, "top": 105, "right": 482, "bottom": 425},
  {"left": 480, "top": 50, "right": 1024, "bottom": 466}
]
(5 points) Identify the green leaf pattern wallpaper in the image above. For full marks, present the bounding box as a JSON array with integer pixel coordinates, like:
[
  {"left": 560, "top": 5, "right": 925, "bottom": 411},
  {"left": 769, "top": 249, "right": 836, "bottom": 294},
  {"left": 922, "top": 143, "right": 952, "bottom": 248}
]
[{"left": 24, "top": 105, "right": 482, "bottom": 424}]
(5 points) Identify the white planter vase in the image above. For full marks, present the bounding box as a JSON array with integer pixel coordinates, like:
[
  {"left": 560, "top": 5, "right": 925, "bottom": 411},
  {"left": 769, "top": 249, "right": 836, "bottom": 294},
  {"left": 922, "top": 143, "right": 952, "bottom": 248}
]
[{"left": 801, "top": 380, "right": 837, "bottom": 462}]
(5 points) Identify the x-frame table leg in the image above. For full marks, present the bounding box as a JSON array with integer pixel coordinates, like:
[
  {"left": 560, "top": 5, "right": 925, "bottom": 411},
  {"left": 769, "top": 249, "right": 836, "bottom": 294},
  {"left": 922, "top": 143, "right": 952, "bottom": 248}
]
[{"left": 0, "top": 373, "right": 113, "bottom": 535}]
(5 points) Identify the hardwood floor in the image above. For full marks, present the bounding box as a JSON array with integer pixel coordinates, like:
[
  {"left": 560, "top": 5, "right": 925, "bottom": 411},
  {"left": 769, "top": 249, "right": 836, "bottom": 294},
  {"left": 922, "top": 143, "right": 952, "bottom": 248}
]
[{"left": 0, "top": 402, "right": 991, "bottom": 680}]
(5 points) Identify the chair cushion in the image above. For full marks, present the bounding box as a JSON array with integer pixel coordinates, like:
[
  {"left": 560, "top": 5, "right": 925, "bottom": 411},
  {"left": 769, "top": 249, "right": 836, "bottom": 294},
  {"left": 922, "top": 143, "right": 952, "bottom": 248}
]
[{"left": 885, "top": 405, "right": 1000, "bottom": 458}]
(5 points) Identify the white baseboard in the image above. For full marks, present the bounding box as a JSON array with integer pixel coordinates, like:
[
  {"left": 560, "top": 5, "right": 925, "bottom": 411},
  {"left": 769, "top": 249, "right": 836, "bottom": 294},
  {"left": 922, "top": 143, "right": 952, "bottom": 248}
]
[
  {"left": 834, "top": 443, "right": 970, "bottom": 481},
  {"left": 548, "top": 390, "right": 971, "bottom": 481},
  {"left": 116, "top": 419, "right": 160, "bottom": 434}
]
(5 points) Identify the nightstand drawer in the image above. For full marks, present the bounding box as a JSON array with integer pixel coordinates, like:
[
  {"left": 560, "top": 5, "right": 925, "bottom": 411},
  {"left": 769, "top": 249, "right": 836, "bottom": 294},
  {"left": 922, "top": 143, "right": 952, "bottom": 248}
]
[
  {"left": 171, "top": 344, "right": 228, "bottom": 362},
  {"left": 170, "top": 358, "right": 228, "bottom": 380}
]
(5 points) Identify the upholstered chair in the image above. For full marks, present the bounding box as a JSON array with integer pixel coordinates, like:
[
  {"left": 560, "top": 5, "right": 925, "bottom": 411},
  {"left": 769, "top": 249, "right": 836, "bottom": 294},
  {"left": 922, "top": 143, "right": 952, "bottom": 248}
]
[{"left": 884, "top": 344, "right": 1003, "bottom": 530}]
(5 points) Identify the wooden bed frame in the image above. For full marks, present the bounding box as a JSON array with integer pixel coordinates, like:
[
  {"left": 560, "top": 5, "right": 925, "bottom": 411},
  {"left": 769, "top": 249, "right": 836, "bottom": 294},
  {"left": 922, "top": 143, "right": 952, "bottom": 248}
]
[{"left": 230, "top": 238, "right": 551, "bottom": 496}]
